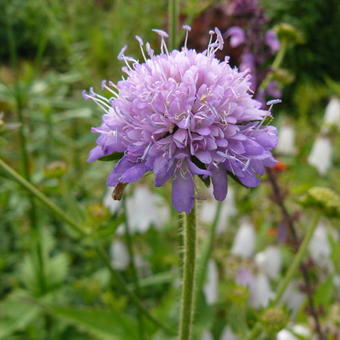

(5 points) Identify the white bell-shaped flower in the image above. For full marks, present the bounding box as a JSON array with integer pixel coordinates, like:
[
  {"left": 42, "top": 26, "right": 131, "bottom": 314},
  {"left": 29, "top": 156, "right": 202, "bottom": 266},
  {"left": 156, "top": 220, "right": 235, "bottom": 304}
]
[
  {"left": 281, "top": 281, "right": 305, "bottom": 312},
  {"left": 202, "top": 331, "right": 213, "bottom": 340},
  {"left": 103, "top": 187, "right": 121, "bottom": 213},
  {"left": 249, "top": 273, "right": 274, "bottom": 308},
  {"left": 126, "top": 186, "right": 169, "bottom": 232},
  {"left": 231, "top": 219, "right": 256, "bottom": 258},
  {"left": 110, "top": 240, "right": 129, "bottom": 270},
  {"left": 276, "top": 124, "right": 296, "bottom": 155},
  {"left": 134, "top": 254, "right": 151, "bottom": 277},
  {"left": 255, "top": 246, "right": 282, "bottom": 279},
  {"left": 308, "top": 136, "right": 332, "bottom": 175},
  {"left": 308, "top": 222, "right": 332, "bottom": 270},
  {"left": 204, "top": 260, "right": 219, "bottom": 304},
  {"left": 200, "top": 186, "right": 237, "bottom": 234},
  {"left": 104, "top": 185, "right": 170, "bottom": 233},
  {"left": 277, "top": 324, "right": 311, "bottom": 340},
  {"left": 324, "top": 97, "right": 340, "bottom": 128},
  {"left": 220, "top": 327, "right": 239, "bottom": 340}
]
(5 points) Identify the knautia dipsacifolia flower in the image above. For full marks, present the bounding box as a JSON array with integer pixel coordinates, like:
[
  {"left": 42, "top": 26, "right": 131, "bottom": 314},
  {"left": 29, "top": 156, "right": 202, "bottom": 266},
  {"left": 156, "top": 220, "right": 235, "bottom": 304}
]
[{"left": 84, "top": 27, "right": 278, "bottom": 212}]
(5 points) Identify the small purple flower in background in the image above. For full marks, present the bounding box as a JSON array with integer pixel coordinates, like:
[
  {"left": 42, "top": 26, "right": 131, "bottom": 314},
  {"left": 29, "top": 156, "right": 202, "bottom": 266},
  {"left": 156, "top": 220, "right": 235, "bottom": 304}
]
[
  {"left": 225, "top": 0, "right": 281, "bottom": 103},
  {"left": 84, "top": 26, "right": 277, "bottom": 213}
]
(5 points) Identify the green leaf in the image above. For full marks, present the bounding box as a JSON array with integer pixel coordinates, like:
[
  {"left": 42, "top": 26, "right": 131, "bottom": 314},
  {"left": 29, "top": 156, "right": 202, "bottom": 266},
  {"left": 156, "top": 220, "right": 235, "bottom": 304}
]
[
  {"left": 99, "top": 153, "right": 124, "bottom": 162},
  {"left": 19, "top": 229, "right": 69, "bottom": 292},
  {"left": 314, "top": 276, "right": 334, "bottom": 306},
  {"left": 19, "top": 255, "right": 38, "bottom": 293},
  {"left": 46, "top": 253, "right": 70, "bottom": 288},
  {"left": 91, "top": 214, "right": 125, "bottom": 239},
  {"left": 228, "top": 305, "right": 248, "bottom": 335},
  {"left": 49, "top": 305, "right": 139, "bottom": 340},
  {"left": 0, "top": 290, "right": 40, "bottom": 338}
]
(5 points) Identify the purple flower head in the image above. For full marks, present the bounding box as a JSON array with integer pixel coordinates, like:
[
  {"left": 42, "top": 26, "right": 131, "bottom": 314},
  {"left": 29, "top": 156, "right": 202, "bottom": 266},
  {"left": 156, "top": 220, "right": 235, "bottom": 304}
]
[
  {"left": 265, "top": 30, "right": 280, "bottom": 53},
  {"left": 84, "top": 27, "right": 278, "bottom": 213},
  {"left": 223, "top": 0, "right": 281, "bottom": 105},
  {"left": 226, "top": 27, "right": 246, "bottom": 48}
]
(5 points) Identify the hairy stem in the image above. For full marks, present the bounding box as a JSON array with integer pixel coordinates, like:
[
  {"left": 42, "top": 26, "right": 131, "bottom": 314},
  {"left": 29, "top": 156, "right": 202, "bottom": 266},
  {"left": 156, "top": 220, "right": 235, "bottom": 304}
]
[
  {"left": 168, "top": 0, "right": 178, "bottom": 50},
  {"left": 178, "top": 203, "right": 197, "bottom": 340}
]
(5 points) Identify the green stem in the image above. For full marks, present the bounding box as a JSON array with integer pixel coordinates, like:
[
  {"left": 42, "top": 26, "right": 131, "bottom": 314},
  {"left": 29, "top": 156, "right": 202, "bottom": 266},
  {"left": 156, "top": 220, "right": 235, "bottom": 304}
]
[
  {"left": 245, "top": 212, "right": 321, "bottom": 340},
  {"left": 168, "top": 0, "right": 178, "bottom": 51},
  {"left": 16, "top": 91, "right": 46, "bottom": 294},
  {"left": 122, "top": 198, "right": 145, "bottom": 340},
  {"left": 178, "top": 203, "right": 197, "bottom": 340},
  {"left": 0, "top": 158, "right": 85, "bottom": 236},
  {"left": 177, "top": 212, "right": 184, "bottom": 277},
  {"left": 259, "top": 39, "right": 288, "bottom": 92},
  {"left": 273, "top": 212, "right": 321, "bottom": 304},
  {"left": 0, "top": 157, "right": 174, "bottom": 335}
]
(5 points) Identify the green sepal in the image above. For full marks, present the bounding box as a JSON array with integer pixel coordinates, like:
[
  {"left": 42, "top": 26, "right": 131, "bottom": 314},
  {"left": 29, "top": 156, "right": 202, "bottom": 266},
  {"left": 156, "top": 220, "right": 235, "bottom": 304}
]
[{"left": 98, "top": 152, "right": 124, "bottom": 162}]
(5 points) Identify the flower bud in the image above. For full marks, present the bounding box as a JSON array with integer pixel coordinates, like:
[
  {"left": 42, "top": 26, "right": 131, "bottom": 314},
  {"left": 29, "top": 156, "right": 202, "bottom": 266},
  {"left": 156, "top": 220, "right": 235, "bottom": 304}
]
[
  {"left": 260, "top": 307, "right": 288, "bottom": 333},
  {"left": 228, "top": 284, "right": 249, "bottom": 305},
  {"left": 300, "top": 187, "right": 340, "bottom": 218},
  {"left": 44, "top": 161, "right": 67, "bottom": 178},
  {"left": 274, "top": 23, "right": 304, "bottom": 45},
  {"left": 86, "top": 203, "right": 110, "bottom": 225},
  {"left": 272, "top": 68, "right": 295, "bottom": 86}
]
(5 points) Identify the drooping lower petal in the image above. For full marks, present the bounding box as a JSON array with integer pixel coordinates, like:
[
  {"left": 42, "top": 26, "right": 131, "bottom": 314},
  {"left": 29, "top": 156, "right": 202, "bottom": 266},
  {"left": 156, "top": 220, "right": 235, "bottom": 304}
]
[
  {"left": 211, "top": 166, "right": 228, "bottom": 201},
  {"left": 87, "top": 146, "right": 105, "bottom": 162},
  {"left": 106, "top": 157, "right": 135, "bottom": 186},
  {"left": 120, "top": 163, "right": 148, "bottom": 183},
  {"left": 154, "top": 157, "right": 175, "bottom": 186},
  {"left": 239, "top": 173, "right": 260, "bottom": 187},
  {"left": 172, "top": 171, "right": 195, "bottom": 213}
]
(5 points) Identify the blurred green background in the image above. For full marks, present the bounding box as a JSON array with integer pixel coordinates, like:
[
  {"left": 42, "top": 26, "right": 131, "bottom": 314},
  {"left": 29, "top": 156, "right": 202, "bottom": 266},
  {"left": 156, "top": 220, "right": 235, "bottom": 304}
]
[{"left": 0, "top": 0, "right": 340, "bottom": 339}]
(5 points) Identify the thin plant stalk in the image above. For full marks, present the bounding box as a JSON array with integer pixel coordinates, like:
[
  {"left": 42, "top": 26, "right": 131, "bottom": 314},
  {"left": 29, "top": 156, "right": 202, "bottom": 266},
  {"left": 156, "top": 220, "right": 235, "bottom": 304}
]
[
  {"left": 273, "top": 212, "right": 321, "bottom": 304},
  {"left": 267, "top": 169, "right": 324, "bottom": 339},
  {"left": 262, "top": 37, "right": 325, "bottom": 338},
  {"left": 0, "top": 157, "right": 174, "bottom": 335},
  {"left": 245, "top": 212, "right": 321, "bottom": 340},
  {"left": 167, "top": 4, "right": 199, "bottom": 336},
  {"left": 168, "top": 0, "right": 179, "bottom": 51},
  {"left": 177, "top": 212, "right": 184, "bottom": 277},
  {"left": 178, "top": 203, "right": 197, "bottom": 340},
  {"left": 259, "top": 39, "right": 288, "bottom": 91},
  {"left": 122, "top": 198, "right": 145, "bottom": 340}
]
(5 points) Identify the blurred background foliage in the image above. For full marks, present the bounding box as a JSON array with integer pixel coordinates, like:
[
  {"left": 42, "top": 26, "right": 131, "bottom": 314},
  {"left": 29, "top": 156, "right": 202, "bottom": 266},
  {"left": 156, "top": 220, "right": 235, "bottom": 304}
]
[{"left": 0, "top": 0, "right": 340, "bottom": 339}]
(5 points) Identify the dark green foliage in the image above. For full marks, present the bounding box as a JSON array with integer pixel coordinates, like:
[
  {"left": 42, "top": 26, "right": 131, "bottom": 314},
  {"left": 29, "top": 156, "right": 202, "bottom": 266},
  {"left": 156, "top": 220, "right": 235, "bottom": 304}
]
[
  {"left": 1, "top": 1, "right": 340, "bottom": 339},
  {"left": 264, "top": 0, "right": 340, "bottom": 84},
  {"left": 0, "top": 0, "right": 68, "bottom": 66}
]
